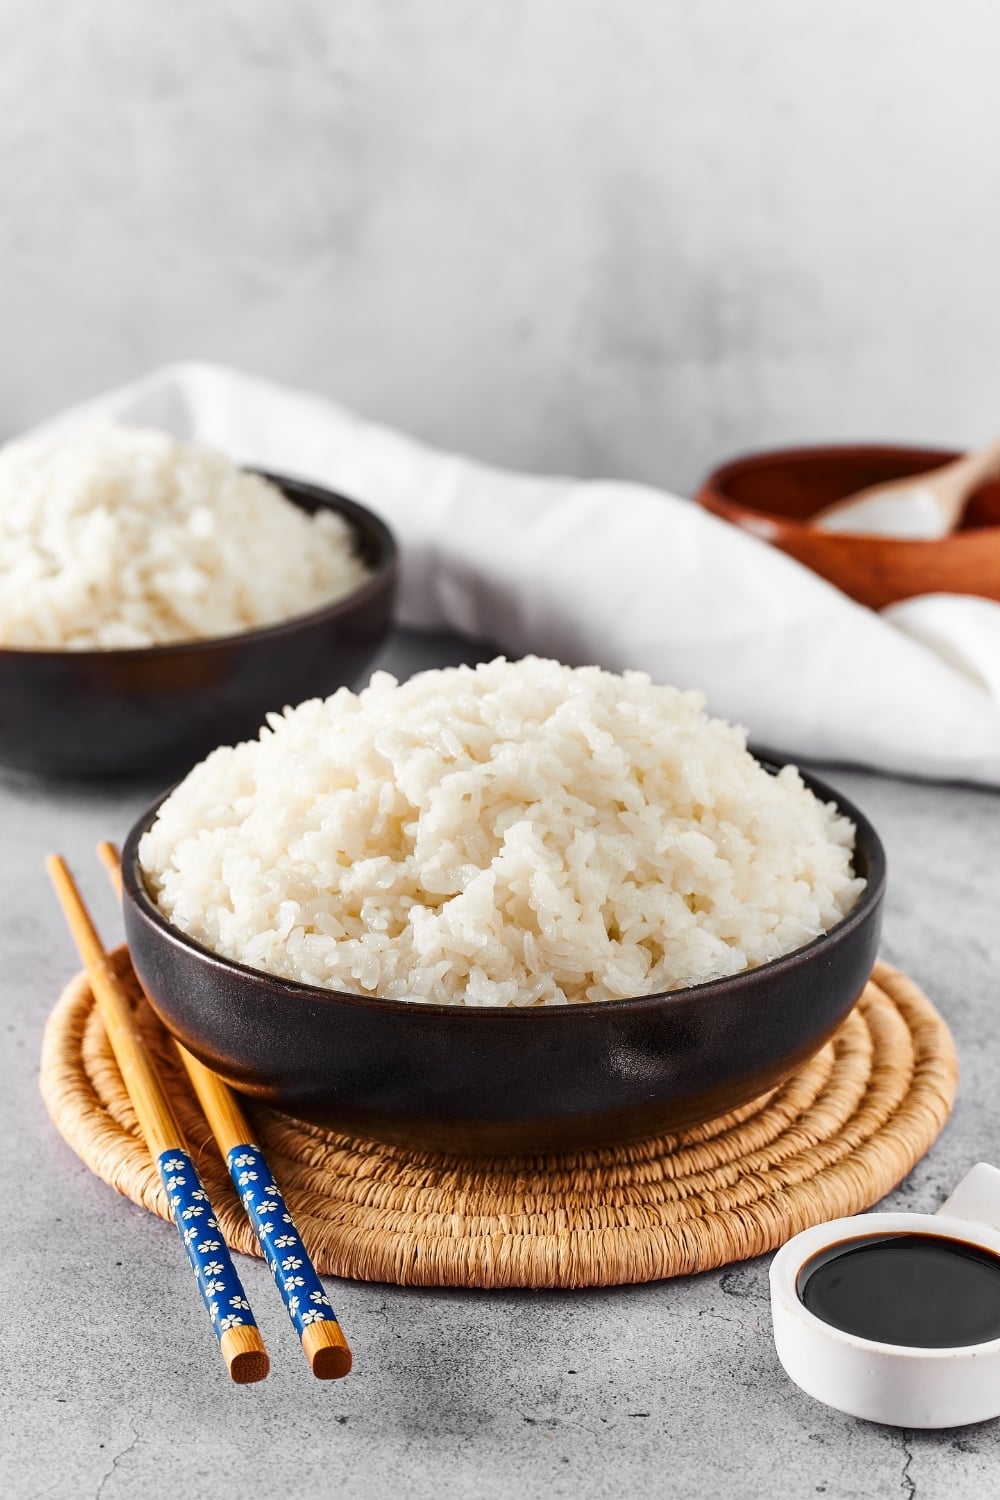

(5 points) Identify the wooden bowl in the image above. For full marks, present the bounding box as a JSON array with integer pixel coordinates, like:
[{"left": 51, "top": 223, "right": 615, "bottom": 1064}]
[
  {"left": 696, "top": 444, "right": 1000, "bottom": 609},
  {"left": 0, "top": 474, "right": 397, "bottom": 778},
  {"left": 121, "top": 765, "right": 885, "bottom": 1156}
]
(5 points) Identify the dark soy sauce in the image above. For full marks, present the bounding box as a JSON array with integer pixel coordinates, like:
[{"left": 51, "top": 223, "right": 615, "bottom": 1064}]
[{"left": 797, "top": 1233, "right": 1000, "bottom": 1349}]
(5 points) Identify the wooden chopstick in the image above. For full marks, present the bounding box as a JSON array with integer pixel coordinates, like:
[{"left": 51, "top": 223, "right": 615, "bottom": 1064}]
[
  {"left": 46, "top": 855, "right": 270, "bottom": 1385},
  {"left": 98, "top": 843, "right": 353, "bottom": 1381}
]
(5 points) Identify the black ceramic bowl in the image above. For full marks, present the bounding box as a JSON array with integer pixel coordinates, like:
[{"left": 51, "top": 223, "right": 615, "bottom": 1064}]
[
  {"left": 122, "top": 765, "right": 885, "bottom": 1156},
  {"left": 0, "top": 474, "right": 397, "bottom": 778}
]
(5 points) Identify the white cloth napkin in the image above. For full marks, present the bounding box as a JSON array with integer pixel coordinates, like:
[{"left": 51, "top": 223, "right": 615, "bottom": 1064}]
[{"left": 26, "top": 361, "right": 1000, "bottom": 787}]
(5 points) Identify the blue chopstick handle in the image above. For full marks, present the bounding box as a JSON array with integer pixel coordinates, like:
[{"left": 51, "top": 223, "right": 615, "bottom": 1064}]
[
  {"left": 227, "top": 1145, "right": 341, "bottom": 1339},
  {"left": 157, "top": 1149, "right": 260, "bottom": 1342}
]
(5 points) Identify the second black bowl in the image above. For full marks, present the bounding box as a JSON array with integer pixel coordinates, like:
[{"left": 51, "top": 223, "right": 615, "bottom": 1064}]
[
  {"left": 0, "top": 473, "right": 397, "bottom": 778},
  {"left": 122, "top": 766, "right": 885, "bottom": 1155}
]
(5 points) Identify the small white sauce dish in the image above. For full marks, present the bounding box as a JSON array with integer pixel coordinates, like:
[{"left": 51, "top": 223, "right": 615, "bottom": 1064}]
[{"left": 770, "top": 1163, "right": 1000, "bottom": 1427}]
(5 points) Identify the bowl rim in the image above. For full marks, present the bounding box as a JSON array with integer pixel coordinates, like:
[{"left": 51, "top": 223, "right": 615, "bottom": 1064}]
[
  {"left": 121, "top": 758, "right": 886, "bottom": 1023},
  {"left": 703, "top": 441, "right": 961, "bottom": 491},
  {"left": 697, "top": 441, "right": 998, "bottom": 543},
  {"left": 0, "top": 470, "right": 398, "bottom": 661}
]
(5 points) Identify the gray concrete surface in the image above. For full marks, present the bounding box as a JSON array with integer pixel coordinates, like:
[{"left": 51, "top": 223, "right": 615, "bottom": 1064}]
[
  {"left": 2, "top": 627, "right": 999, "bottom": 1499},
  {"left": 3, "top": 3, "right": 1000, "bottom": 491}
]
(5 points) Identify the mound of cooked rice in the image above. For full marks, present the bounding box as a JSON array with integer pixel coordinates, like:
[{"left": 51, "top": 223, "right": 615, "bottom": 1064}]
[
  {"left": 139, "top": 657, "right": 866, "bottom": 1007},
  {"left": 0, "top": 424, "right": 369, "bottom": 648}
]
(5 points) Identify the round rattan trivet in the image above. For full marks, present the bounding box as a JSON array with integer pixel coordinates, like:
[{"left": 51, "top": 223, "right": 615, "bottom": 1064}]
[{"left": 40, "top": 949, "right": 958, "bottom": 1289}]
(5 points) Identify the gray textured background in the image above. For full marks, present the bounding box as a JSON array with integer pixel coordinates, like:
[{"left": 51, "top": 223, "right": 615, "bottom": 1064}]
[{"left": 3, "top": 1, "right": 999, "bottom": 490}]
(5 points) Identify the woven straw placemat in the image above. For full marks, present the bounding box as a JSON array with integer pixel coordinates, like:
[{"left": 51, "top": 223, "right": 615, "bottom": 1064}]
[{"left": 40, "top": 949, "right": 958, "bottom": 1290}]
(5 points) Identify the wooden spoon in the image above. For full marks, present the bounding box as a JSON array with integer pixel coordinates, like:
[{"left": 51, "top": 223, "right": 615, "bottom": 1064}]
[{"left": 812, "top": 437, "right": 1000, "bottom": 539}]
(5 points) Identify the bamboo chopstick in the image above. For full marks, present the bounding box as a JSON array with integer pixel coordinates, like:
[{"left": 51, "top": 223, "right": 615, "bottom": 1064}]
[
  {"left": 97, "top": 843, "right": 352, "bottom": 1381},
  {"left": 46, "top": 855, "right": 270, "bottom": 1385}
]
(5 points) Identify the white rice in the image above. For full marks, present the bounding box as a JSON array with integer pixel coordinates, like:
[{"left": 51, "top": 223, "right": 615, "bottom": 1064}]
[
  {"left": 0, "top": 423, "right": 369, "bottom": 648},
  {"left": 139, "top": 656, "right": 866, "bottom": 1007}
]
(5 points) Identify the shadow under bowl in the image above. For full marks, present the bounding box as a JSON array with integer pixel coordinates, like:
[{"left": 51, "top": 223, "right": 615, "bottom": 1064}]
[
  {"left": 0, "top": 474, "right": 398, "bottom": 778},
  {"left": 696, "top": 444, "right": 1000, "bottom": 610},
  {"left": 122, "top": 765, "right": 886, "bottom": 1156}
]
